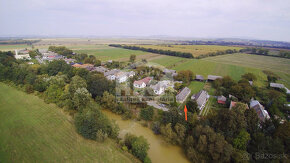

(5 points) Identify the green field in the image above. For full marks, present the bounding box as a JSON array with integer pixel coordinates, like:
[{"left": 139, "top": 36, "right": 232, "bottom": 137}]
[
  {"left": 134, "top": 45, "right": 242, "bottom": 57},
  {"left": 74, "top": 47, "right": 148, "bottom": 61},
  {"left": 149, "top": 53, "right": 290, "bottom": 88},
  {"left": 0, "top": 83, "right": 136, "bottom": 163}
]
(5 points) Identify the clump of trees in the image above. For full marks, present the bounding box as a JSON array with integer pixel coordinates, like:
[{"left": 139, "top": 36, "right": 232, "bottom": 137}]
[
  {"left": 109, "top": 44, "right": 193, "bottom": 58},
  {"left": 124, "top": 133, "right": 151, "bottom": 163},
  {"left": 212, "top": 75, "right": 255, "bottom": 103},
  {"left": 174, "top": 70, "right": 194, "bottom": 84}
]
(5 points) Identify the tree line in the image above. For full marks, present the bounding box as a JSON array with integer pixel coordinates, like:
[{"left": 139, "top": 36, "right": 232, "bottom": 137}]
[
  {"left": 240, "top": 47, "right": 290, "bottom": 59},
  {"left": 109, "top": 44, "right": 240, "bottom": 59}
]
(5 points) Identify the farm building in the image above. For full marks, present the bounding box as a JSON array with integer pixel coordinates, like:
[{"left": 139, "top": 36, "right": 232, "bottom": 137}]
[
  {"left": 207, "top": 75, "right": 222, "bottom": 81},
  {"left": 270, "top": 83, "right": 290, "bottom": 94},
  {"left": 195, "top": 75, "right": 204, "bottom": 81},
  {"left": 72, "top": 63, "right": 94, "bottom": 71},
  {"left": 176, "top": 87, "right": 191, "bottom": 103},
  {"left": 250, "top": 100, "right": 270, "bottom": 122},
  {"left": 217, "top": 95, "right": 227, "bottom": 104},
  {"left": 191, "top": 90, "right": 209, "bottom": 111},
  {"left": 134, "top": 77, "right": 153, "bottom": 88}
]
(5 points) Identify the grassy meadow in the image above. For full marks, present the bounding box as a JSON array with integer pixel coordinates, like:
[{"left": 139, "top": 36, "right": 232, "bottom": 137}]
[
  {"left": 133, "top": 45, "right": 242, "bottom": 57},
  {"left": 0, "top": 83, "right": 137, "bottom": 163}
]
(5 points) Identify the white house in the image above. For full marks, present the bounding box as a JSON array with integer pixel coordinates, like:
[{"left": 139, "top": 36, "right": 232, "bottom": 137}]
[
  {"left": 14, "top": 49, "right": 31, "bottom": 60},
  {"left": 151, "top": 80, "right": 173, "bottom": 95},
  {"left": 104, "top": 69, "right": 120, "bottom": 81},
  {"left": 127, "top": 71, "right": 135, "bottom": 78},
  {"left": 151, "top": 83, "right": 165, "bottom": 95},
  {"left": 134, "top": 80, "right": 146, "bottom": 88},
  {"left": 133, "top": 77, "right": 152, "bottom": 88},
  {"left": 116, "top": 72, "right": 128, "bottom": 83}
]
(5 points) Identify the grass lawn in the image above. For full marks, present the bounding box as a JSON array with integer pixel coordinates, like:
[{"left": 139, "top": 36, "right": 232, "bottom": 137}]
[
  {"left": 0, "top": 83, "right": 137, "bottom": 163},
  {"left": 188, "top": 81, "right": 205, "bottom": 94},
  {"left": 134, "top": 45, "right": 242, "bottom": 57}
]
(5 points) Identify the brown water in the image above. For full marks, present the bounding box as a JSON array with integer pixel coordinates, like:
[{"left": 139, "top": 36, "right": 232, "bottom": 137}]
[{"left": 102, "top": 110, "right": 190, "bottom": 163}]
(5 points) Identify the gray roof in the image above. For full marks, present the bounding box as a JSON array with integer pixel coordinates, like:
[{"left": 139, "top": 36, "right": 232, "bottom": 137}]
[
  {"left": 104, "top": 69, "right": 120, "bottom": 76},
  {"left": 176, "top": 87, "right": 191, "bottom": 102},
  {"left": 196, "top": 75, "right": 204, "bottom": 80},
  {"left": 151, "top": 82, "right": 167, "bottom": 91},
  {"left": 207, "top": 75, "right": 222, "bottom": 81},
  {"left": 270, "top": 83, "right": 285, "bottom": 89},
  {"left": 191, "top": 90, "right": 208, "bottom": 108},
  {"left": 250, "top": 100, "right": 270, "bottom": 121},
  {"left": 94, "top": 66, "right": 108, "bottom": 73},
  {"left": 163, "top": 69, "right": 176, "bottom": 74},
  {"left": 217, "top": 95, "right": 226, "bottom": 101}
]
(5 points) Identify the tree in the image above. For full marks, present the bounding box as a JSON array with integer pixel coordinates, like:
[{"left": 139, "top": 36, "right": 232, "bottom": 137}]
[
  {"left": 101, "top": 91, "right": 117, "bottom": 110},
  {"left": 242, "top": 73, "right": 257, "bottom": 81},
  {"left": 140, "top": 106, "right": 154, "bottom": 121},
  {"left": 124, "top": 134, "right": 150, "bottom": 162},
  {"left": 132, "top": 136, "right": 150, "bottom": 161},
  {"left": 233, "top": 129, "right": 251, "bottom": 150},
  {"left": 174, "top": 123, "right": 186, "bottom": 145},
  {"left": 174, "top": 70, "right": 194, "bottom": 84},
  {"left": 275, "top": 122, "right": 290, "bottom": 152},
  {"left": 130, "top": 54, "right": 136, "bottom": 63},
  {"left": 72, "top": 88, "right": 91, "bottom": 111},
  {"left": 160, "top": 123, "right": 177, "bottom": 144},
  {"left": 186, "top": 100, "right": 199, "bottom": 114},
  {"left": 87, "top": 73, "right": 114, "bottom": 98},
  {"left": 244, "top": 109, "right": 259, "bottom": 135}
]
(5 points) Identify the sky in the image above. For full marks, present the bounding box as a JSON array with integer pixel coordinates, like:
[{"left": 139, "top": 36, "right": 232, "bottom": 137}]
[{"left": 0, "top": 0, "right": 290, "bottom": 41}]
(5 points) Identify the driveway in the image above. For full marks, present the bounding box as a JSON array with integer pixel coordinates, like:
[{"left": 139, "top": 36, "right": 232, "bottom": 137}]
[{"left": 147, "top": 101, "right": 169, "bottom": 111}]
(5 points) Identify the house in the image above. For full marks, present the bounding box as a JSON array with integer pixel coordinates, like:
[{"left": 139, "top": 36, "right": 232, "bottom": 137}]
[
  {"left": 127, "top": 71, "right": 135, "bottom": 78},
  {"left": 151, "top": 83, "right": 166, "bottom": 95},
  {"left": 249, "top": 81, "right": 253, "bottom": 86},
  {"left": 229, "top": 101, "right": 237, "bottom": 109},
  {"left": 163, "top": 69, "right": 176, "bottom": 74},
  {"left": 150, "top": 80, "right": 172, "bottom": 95},
  {"left": 94, "top": 66, "right": 108, "bottom": 73},
  {"left": 72, "top": 63, "right": 94, "bottom": 71},
  {"left": 14, "top": 49, "right": 31, "bottom": 60},
  {"left": 207, "top": 75, "right": 222, "bottom": 81},
  {"left": 195, "top": 75, "right": 204, "bottom": 81},
  {"left": 191, "top": 90, "right": 209, "bottom": 111},
  {"left": 217, "top": 95, "right": 227, "bottom": 104},
  {"left": 133, "top": 77, "right": 153, "bottom": 88},
  {"left": 250, "top": 100, "right": 270, "bottom": 122},
  {"left": 116, "top": 72, "right": 128, "bottom": 83},
  {"left": 176, "top": 87, "right": 191, "bottom": 103},
  {"left": 64, "top": 58, "right": 76, "bottom": 64},
  {"left": 104, "top": 69, "right": 121, "bottom": 80},
  {"left": 270, "top": 83, "right": 290, "bottom": 94}
]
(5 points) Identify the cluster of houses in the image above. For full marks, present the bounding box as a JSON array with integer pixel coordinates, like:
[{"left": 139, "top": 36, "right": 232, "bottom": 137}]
[{"left": 14, "top": 49, "right": 76, "bottom": 64}]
